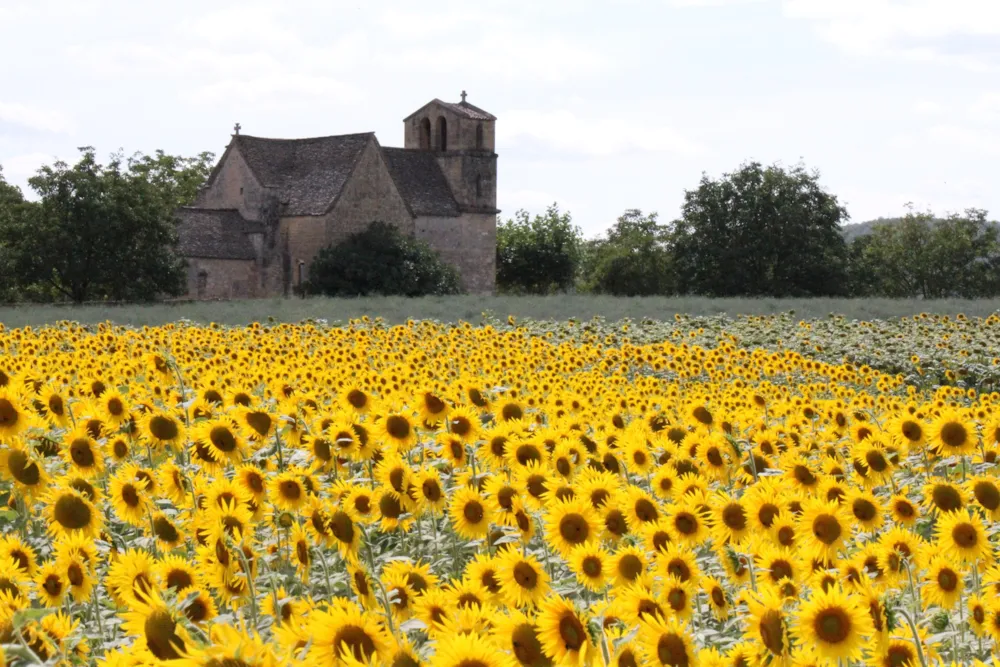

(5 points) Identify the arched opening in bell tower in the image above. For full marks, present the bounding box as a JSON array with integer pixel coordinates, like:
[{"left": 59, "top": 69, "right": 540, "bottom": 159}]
[{"left": 437, "top": 116, "right": 448, "bottom": 151}]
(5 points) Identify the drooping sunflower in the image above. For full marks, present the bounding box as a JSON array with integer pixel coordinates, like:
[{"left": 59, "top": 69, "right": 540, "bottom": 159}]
[
  {"left": 793, "top": 585, "right": 873, "bottom": 663},
  {"left": 0, "top": 440, "right": 49, "bottom": 497},
  {"left": 138, "top": 408, "right": 186, "bottom": 449},
  {"left": 235, "top": 405, "right": 276, "bottom": 442},
  {"left": 701, "top": 575, "right": 730, "bottom": 620},
  {"left": 120, "top": 590, "right": 191, "bottom": 661},
  {"left": 491, "top": 607, "right": 549, "bottom": 667},
  {"left": 536, "top": 595, "right": 594, "bottom": 667},
  {"left": 107, "top": 548, "right": 159, "bottom": 606},
  {"left": 966, "top": 475, "right": 1000, "bottom": 520},
  {"left": 743, "top": 587, "right": 790, "bottom": 661}
]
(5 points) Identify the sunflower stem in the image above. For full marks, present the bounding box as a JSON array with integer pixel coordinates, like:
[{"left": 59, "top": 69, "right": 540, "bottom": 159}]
[
  {"left": 273, "top": 428, "right": 285, "bottom": 472},
  {"left": 234, "top": 541, "right": 260, "bottom": 631},
  {"left": 314, "top": 545, "right": 334, "bottom": 600},
  {"left": 897, "top": 608, "right": 929, "bottom": 667},
  {"left": 90, "top": 588, "right": 107, "bottom": 649}
]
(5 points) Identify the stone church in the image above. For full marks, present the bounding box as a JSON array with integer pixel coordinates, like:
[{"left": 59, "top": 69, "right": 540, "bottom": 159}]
[{"left": 176, "top": 94, "right": 498, "bottom": 298}]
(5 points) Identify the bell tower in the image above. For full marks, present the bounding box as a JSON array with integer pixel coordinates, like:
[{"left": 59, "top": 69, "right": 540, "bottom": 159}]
[{"left": 403, "top": 92, "right": 498, "bottom": 214}]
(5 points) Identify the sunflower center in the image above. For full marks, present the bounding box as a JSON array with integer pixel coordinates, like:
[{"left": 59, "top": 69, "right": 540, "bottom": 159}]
[
  {"left": 886, "top": 645, "right": 916, "bottom": 667},
  {"left": 0, "top": 399, "right": 18, "bottom": 428},
  {"left": 463, "top": 500, "right": 484, "bottom": 524},
  {"left": 617, "top": 554, "right": 643, "bottom": 581},
  {"left": 379, "top": 494, "right": 402, "bottom": 519},
  {"left": 605, "top": 510, "right": 627, "bottom": 536},
  {"left": 516, "top": 444, "right": 541, "bottom": 466},
  {"left": 793, "top": 465, "right": 816, "bottom": 486},
  {"left": 354, "top": 571, "right": 370, "bottom": 596},
  {"left": 706, "top": 448, "right": 723, "bottom": 467},
  {"left": 930, "top": 484, "right": 962, "bottom": 512},
  {"left": 513, "top": 561, "right": 538, "bottom": 589},
  {"left": 814, "top": 607, "right": 850, "bottom": 644},
  {"left": 8, "top": 451, "right": 39, "bottom": 485},
  {"left": 722, "top": 503, "right": 747, "bottom": 531},
  {"left": 149, "top": 415, "right": 179, "bottom": 441},
  {"left": 386, "top": 415, "right": 411, "bottom": 440},
  {"left": 812, "top": 514, "right": 842, "bottom": 545},
  {"left": 711, "top": 587, "right": 725, "bottom": 607},
  {"left": 667, "top": 587, "right": 687, "bottom": 611},
  {"left": 244, "top": 412, "right": 271, "bottom": 437},
  {"left": 107, "top": 397, "right": 124, "bottom": 415},
  {"left": 952, "top": 523, "right": 978, "bottom": 548},
  {"left": 329, "top": 511, "right": 355, "bottom": 544},
  {"left": 559, "top": 513, "right": 590, "bottom": 544},
  {"left": 692, "top": 406, "right": 712, "bottom": 425},
  {"left": 449, "top": 440, "right": 464, "bottom": 461},
  {"left": 424, "top": 393, "right": 446, "bottom": 415},
  {"left": 144, "top": 609, "right": 186, "bottom": 660},
  {"left": 494, "top": 487, "right": 515, "bottom": 511},
  {"left": 558, "top": 613, "right": 585, "bottom": 651},
  {"left": 331, "top": 625, "right": 377, "bottom": 662},
  {"left": 581, "top": 556, "right": 603, "bottom": 578},
  {"left": 844, "top": 499, "right": 874, "bottom": 524},
  {"left": 865, "top": 451, "right": 888, "bottom": 472},
  {"left": 184, "top": 598, "right": 210, "bottom": 624},
  {"left": 166, "top": 569, "right": 193, "bottom": 591},
  {"left": 346, "top": 390, "right": 367, "bottom": 409},
  {"left": 510, "top": 623, "right": 548, "bottom": 666},
  {"left": 502, "top": 403, "right": 523, "bottom": 421},
  {"left": 556, "top": 458, "right": 571, "bottom": 476},
  {"left": 656, "top": 633, "right": 690, "bottom": 667},
  {"left": 209, "top": 426, "right": 237, "bottom": 452},
  {"left": 47, "top": 394, "right": 64, "bottom": 416},
  {"left": 279, "top": 480, "right": 301, "bottom": 501},
  {"left": 67, "top": 563, "right": 84, "bottom": 586},
  {"left": 450, "top": 416, "right": 472, "bottom": 437},
  {"left": 940, "top": 422, "right": 968, "bottom": 448},
  {"left": 937, "top": 568, "right": 958, "bottom": 591},
  {"left": 491, "top": 436, "right": 508, "bottom": 458},
  {"left": 674, "top": 512, "right": 697, "bottom": 535},
  {"left": 770, "top": 560, "right": 793, "bottom": 583},
  {"left": 153, "top": 516, "right": 179, "bottom": 543},
  {"left": 54, "top": 494, "right": 92, "bottom": 529},
  {"left": 974, "top": 482, "right": 1000, "bottom": 511},
  {"left": 758, "top": 503, "right": 779, "bottom": 528},
  {"left": 354, "top": 495, "right": 371, "bottom": 514},
  {"left": 758, "top": 610, "right": 785, "bottom": 655}
]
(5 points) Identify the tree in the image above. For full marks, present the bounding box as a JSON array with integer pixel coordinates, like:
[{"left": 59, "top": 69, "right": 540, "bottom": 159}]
[
  {"left": 496, "top": 204, "right": 582, "bottom": 294},
  {"left": 307, "top": 221, "right": 462, "bottom": 297},
  {"left": 580, "top": 209, "right": 675, "bottom": 295},
  {"left": 847, "top": 208, "right": 1000, "bottom": 298},
  {"left": 0, "top": 167, "right": 27, "bottom": 301},
  {"left": 0, "top": 148, "right": 187, "bottom": 303},
  {"left": 127, "top": 150, "right": 215, "bottom": 209},
  {"left": 673, "top": 161, "right": 849, "bottom": 297}
]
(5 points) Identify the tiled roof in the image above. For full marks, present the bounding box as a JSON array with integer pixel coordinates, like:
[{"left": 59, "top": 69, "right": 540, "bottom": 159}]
[
  {"left": 176, "top": 208, "right": 257, "bottom": 260},
  {"left": 234, "top": 133, "right": 373, "bottom": 216},
  {"left": 382, "top": 148, "right": 460, "bottom": 217},
  {"left": 404, "top": 99, "right": 496, "bottom": 122}
]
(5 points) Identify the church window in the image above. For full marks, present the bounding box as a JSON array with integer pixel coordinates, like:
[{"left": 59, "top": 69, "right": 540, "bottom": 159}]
[
  {"left": 476, "top": 123, "right": 484, "bottom": 149},
  {"left": 437, "top": 116, "right": 448, "bottom": 151},
  {"left": 196, "top": 270, "right": 208, "bottom": 297},
  {"left": 419, "top": 118, "right": 431, "bottom": 149}
]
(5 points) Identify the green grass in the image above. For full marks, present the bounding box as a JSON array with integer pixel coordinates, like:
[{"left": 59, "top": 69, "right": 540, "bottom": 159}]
[{"left": 2, "top": 295, "right": 1000, "bottom": 328}]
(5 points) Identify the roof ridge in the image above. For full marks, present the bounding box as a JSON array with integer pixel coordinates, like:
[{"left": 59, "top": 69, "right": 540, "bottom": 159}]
[{"left": 237, "top": 132, "right": 375, "bottom": 143}]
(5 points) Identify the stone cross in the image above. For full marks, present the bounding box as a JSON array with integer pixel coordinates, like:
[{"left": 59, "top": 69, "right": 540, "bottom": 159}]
[
  {"left": 460, "top": 90, "right": 467, "bottom": 103},
  {"left": 234, "top": 122, "right": 241, "bottom": 135}
]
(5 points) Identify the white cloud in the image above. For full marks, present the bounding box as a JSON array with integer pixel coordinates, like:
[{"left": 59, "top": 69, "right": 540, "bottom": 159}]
[
  {"left": 669, "top": 0, "right": 764, "bottom": 6},
  {"left": 0, "top": 152, "right": 57, "bottom": 187},
  {"left": 782, "top": 0, "right": 1000, "bottom": 70},
  {"left": 913, "top": 100, "right": 945, "bottom": 115},
  {"left": 970, "top": 93, "right": 1000, "bottom": 122},
  {"left": 0, "top": 102, "right": 74, "bottom": 134},
  {"left": 499, "top": 189, "right": 568, "bottom": 215},
  {"left": 926, "top": 124, "right": 1000, "bottom": 156},
  {"left": 500, "top": 109, "right": 705, "bottom": 157},
  {"left": 182, "top": 73, "right": 364, "bottom": 108},
  {"left": 183, "top": 5, "right": 299, "bottom": 46}
]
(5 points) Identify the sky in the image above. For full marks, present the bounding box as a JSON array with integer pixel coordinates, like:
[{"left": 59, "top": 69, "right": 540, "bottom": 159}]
[{"left": 1, "top": 0, "right": 998, "bottom": 237}]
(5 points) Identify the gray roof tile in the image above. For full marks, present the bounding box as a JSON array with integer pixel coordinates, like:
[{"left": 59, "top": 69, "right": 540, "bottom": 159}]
[
  {"left": 235, "top": 133, "right": 373, "bottom": 216},
  {"left": 382, "top": 148, "right": 460, "bottom": 217},
  {"left": 177, "top": 208, "right": 257, "bottom": 260}
]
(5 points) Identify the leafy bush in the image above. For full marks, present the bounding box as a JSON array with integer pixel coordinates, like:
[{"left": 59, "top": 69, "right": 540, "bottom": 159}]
[
  {"left": 496, "top": 205, "right": 581, "bottom": 294},
  {"left": 306, "top": 221, "right": 462, "bottom": 297},
  {"left": 579, "top": 209, "right": 675, "bottom": 295}
]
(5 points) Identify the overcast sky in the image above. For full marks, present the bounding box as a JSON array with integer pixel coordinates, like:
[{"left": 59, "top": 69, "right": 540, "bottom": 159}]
[{"left": 1, "top": 0, "right": 998, "bottom": 236}]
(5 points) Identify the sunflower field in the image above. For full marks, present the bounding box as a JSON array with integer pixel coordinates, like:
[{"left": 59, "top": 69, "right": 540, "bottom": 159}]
[{"left": 0, "top": 316, "right": 998, "bottom": 666}]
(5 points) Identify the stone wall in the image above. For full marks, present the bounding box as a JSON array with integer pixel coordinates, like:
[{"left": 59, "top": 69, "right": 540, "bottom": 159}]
[
  {"left": 416, "top": 212, "right": 496, "bottom": 294},
  {"left": 282, "top": 139, "right": 413, "bottom": 288},
  {"left": 185, "top": 258, "right": 258, "bottom": 299},
  {"left": 404, "top": 101, "right": 496, "bottom": 152},
  {"left": 435, "top": 153, "right": 497, "bottom": 211},
  {"left": 195, "top": 146, "right": 270, "bottom": 221}
]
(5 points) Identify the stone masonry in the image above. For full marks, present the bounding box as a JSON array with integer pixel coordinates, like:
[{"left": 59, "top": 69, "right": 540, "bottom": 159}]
[{"left": 176, "top": 94, "right": 499, "bottom": 298}]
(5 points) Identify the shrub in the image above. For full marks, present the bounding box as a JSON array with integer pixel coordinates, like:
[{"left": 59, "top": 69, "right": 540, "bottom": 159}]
[{"left": 306, "top": 221, "right": 462, "bottom": 297}]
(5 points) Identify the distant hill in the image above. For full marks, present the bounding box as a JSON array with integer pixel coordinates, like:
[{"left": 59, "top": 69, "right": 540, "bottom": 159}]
[{"left": 841, "top": 216, "right": 999, "bottom": 243}]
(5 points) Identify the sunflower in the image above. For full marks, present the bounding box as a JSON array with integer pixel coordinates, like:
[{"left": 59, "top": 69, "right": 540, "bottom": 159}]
[
  {"left": 449, "top": 486, "right": 492, "bottom": 540},
  {"left": 665, "top": 500, "right": 707, "bottom": 545},
  {"left": 341, "top": 385, "right": 373, "bottom": 414},
  {"left": 120, "top": 590, "right": 191, "bottom": 661},
  {"left": 138, "top": 409, "right": 186, "bottom": 449},
  {"left": 844, "top": 488, "right": 884, "bottom": 533},
  {"left": 793, "top": 585, "right": 873, "bottom": 663},
  {"left": 496, "top": 550, "right": 549, "bottom": 608},
  {"left": 235, "top": 405, "right": 276, "bottom": 441},
  {"left": 702, "top": 575, "right": 730, "bottom": 620},
  {"left": 34, "top": 561, "right": 67, "bottom": 607},
  {"left": 0, "top": 441, "right": 48, "bottom": 496},
  {"left": 191, "top": 417, "right": 247, "bottom": 467},
  {"left": 491, "top": 607, "right": 549, "bottom": 667},
  {"left": 98, "top": 387, "right": 131, "bottom": 429},
  {"left": 109, "top": 468, "right": 153, "bottom": 527},
  {"left": 661, "top": 575, "right": 695, "bottom": 620},
  {"left": 709, "top": 493, "right": 751, "bottom": 545},
  {"left": 935, "top": 509, "right": 989, "bottom": 564},
  {"left": 107, "top": 548, "right": 158, "bottom": 606},
  {"left": 434, "top": 631, "right": 510, "bottom": 667},
  {"left": 928, "top": 409, "right": 976, "bottom": 456},
  {"left": 45, "top": 486, "right": 102, "bottom": 539},
  {"left": 922, "top": 480, "right": 966, "bottom": 516},
  {"left": 543, "top": 496, "right": 598, "bottom": 557},
  {"left": 796, "top": 499, "right": 849, "bottom": 561},
  {"left": 0, "top": 388, "right": 31, "bottom": 442},
  {"left": 888, "top": 491, "right": 919, "bottom": 527},
  {"left": 38, "top": 384, "right": 70, "bottom": 428},
  {"left": 638, "top": 613, "right": 698, "bottom": 667},
  {"left": 150, "top": 512, "right": 185, "bottom": 550},
  {"left": 268, "top": 471, "right": 307, "bottom": 512},
  {"left": 743, "top": 587, "right": 790, "bottom": 660},
  {"left": 967, "top": 475, "right": 1000, "bottom": 520},
  {"left": 536, "top": 595, "right": 594, "bottom": 667},
  {"left": 568, "top": 544, "right": 609, "bottom": 593},
  {"left": 60, "top": 428, "right": 105, "bottom": 477},
  {"left": 922, "top": 557, "right": 964, "bottom": 610},
  {"left": 235, "top": 463, "right": 268, "bottom": 501},
  {"left": 156, "top": 553, "right": 200, "bottom": 593},
  {"left": 621, "top": 486, "right": 661, "bottom": 533},
  {"left": 375, "top": 410, "right": 418, "bottom": 452},
  {"left": 375, "top": 489, "right": 414, "bottom": 533}
]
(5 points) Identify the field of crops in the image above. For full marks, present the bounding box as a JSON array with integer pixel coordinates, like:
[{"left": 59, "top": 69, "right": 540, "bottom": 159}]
[{"left": 0, "top": 315, "right": 998, "bottom": 666}]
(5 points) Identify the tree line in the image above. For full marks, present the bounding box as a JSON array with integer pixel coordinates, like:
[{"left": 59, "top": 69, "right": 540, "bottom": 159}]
[
  {"left": 2, "top": 149, "right": 997, "bottom": 301},
  {"left": 498, "top": 162, "right": 1000, "bottom": 299}
]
